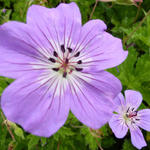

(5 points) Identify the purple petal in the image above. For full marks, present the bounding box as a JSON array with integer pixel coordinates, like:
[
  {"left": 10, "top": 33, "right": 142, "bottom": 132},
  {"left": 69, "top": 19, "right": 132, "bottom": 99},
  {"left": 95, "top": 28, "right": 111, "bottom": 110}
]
[
  {"left": 0, "top": 21, "right": 54, "bottom": 79},
  {"left": 130, "top": 127, "right": 147, "bottom": 149},
  {"left": 138, "top": 109, "right": 150, "bottom": 131},
  {"left": 125, "top": 90, "right": 142, "bottom": 109},
  {"left": 27, "top": 3, "right": 82, "bottom": 51},
  {"left": 1, "top": 73, "right": 70, "bottom": 137},
  {"left": 70, "top": 71, "right": 122, "bottom": 129},
  {"left": 114, "top": 92, "right": 125, "bottom": 106},
  {"left": 109, "top": 114, "right": 128, "bottom": 138},
  {"left": 77, "top": 28, "right": 128, "bottom": 71},
  {"left": 113, "top": 93, "right": 126, "bottom": 113}
]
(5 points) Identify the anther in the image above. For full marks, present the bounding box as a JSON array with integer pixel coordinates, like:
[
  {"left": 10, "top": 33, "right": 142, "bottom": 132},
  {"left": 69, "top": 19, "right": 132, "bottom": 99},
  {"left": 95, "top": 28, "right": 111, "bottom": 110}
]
[
  {"left": 61, "top": 45, "right": 65, "bottom": 53},
  {"left": 127, "top": 107, "right": 130, "bottom": 113},
  {"left": 131, "top": 121, "right": 135, "bottom": 124},
  {"left": 48, "top": 58, "right": 56, "bottom": 63},
  {"left": 52, "top": 68, "right": 59, "bottom": 72},
  {"left": 65, "top": 58, "right": 69, "bottom": 64},
  {"left": 74, "top": 52, "right": 80, "bottom": 57},
  {"left": 75, "top": 68, "right": 83, "bottom": 72},
  {"left": 77, "top": 60, "right": 82, "bottom": 64},
  {"left": 63, "top": 72, "right": 67, "bottom": 78},
  {"left": 131, "top": 108, "right": 134, "bottom": 111},
  {"left": 68, "top": 47, "right": 73, "bottom": 53},
  {"left": 53, "top": 51, "right": 58, "bottom": 57},
  {"left": 135, "top": 118, "right": 140, "bottom": 121}
]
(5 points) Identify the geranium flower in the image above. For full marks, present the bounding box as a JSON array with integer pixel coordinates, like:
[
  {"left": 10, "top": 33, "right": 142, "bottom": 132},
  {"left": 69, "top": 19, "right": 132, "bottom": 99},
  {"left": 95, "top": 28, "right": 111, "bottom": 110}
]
[
  {"left": 109, "top": 90, "right": 150, "bottom": 149},
  {"left": 0, "top": 2, "right": 128, "bottom": 137}
]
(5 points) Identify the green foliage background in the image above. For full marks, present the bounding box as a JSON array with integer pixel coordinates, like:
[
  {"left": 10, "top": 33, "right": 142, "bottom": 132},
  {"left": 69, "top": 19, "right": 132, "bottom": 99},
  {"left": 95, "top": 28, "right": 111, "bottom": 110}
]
[{"left": 0, "top": 0, "right": 150, "bottom": 149}]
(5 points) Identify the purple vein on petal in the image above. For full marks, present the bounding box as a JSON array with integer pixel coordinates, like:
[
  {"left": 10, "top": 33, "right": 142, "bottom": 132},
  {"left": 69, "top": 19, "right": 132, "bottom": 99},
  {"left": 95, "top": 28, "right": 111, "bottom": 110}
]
[
  {"left": 15, "top": 74, "right": 54, "bottom": 94},
  {"left": 48, "top": 78, "right": 60, "bottom": 110},
  {"left": 72, "top": 76, "right": 98, "bottom": 113},
  {"left": 22, "top": 75, "right": 56, "bottom": 101},
  {"left": 34, "top": 22, "right": 56, "bottom": 55},
  {"left": 67, "top": 19, "right": 74, "bottom": 48},
  {"left": 5, "top": 61, "right": 53, "bottom": 68},
  {"left": 82, "top": 59, "right": 109, "bottom": 64},
  {"left": 63, "top": 17, "right": 67, "bottom": 48},
  {"left": 53, "top": 21, "right": 61, "bottom": 50},
  {"left": 75, "top": 73, "right": 114, "bottom": 100},
  {"left": 68, "top": 78, "right": 89, "bottom": 117},
  {"left": 57, "top": 79, "right": 63, "bottom": 115},
  {"left": 78, "top": 33, "right": 101, "bottom": 53},
  {"left": 25, "top": 30, "right": 51, "bottom": 58},
  {"left": 77, "top": 46, "right": 101, "bottom": 59},
  {"left": 74, "top": 26, "right": 99, "bottom": 53},
  {"left": 36, "top": 16, "right": 59, "bottom": 54},
  {"left": 13, "top": 35, "right": 49, "bottom": 59},
  {"left": 38, "top": 76, "right": 58, "bottom": 102}
]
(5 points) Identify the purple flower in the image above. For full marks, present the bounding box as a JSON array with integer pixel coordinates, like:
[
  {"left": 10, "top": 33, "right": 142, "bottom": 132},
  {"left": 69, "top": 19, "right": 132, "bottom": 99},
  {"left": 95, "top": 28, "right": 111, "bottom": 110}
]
[
  {"left": 109, "top": 90, "right": 150, "bottom": 149},
  {"left": 2, "top": 8, "right": 6, "bottom": 13},
  {"left": 0, "top": 2, "right": 128, "bottom": 137}
]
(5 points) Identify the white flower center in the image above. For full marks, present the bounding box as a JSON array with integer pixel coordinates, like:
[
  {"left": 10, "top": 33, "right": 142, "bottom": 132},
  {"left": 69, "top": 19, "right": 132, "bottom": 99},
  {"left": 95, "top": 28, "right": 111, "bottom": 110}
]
[
  {"left": 122, "top": 106, "right": 140, "bottom": 127},
  {"left": 48, "top": 45, "right": 83, "bottom": 78}
]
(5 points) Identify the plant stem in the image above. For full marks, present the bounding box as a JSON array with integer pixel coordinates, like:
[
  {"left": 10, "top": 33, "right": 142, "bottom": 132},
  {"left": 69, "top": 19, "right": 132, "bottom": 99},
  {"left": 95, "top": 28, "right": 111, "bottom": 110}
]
[
  {"left": 124, "top": 9, "right": 150, "bottom": 46},
  {"left": 133, "top": 2, "right": 142, "bottom": 23},
  {"left": 1, "top": 112, "right": 16, "bottom": 141},
  {"left": 89, "top": 0, "right": 98, "bottom": 20}
]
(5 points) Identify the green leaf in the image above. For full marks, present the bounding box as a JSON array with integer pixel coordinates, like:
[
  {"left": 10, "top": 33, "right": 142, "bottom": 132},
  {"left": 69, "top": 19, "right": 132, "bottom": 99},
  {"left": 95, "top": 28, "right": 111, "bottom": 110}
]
[
  {"left": 27, "top": 135, "right": 40, "bottom": 150},
  {"left": 14, "top": 127, "right": 25, "bottom": 140},
  {"left": 81, "top": 127, "right": 99, "bottom": 150},
  {"left": 122, "top": 139, "right": 136, "bottom": 150}
]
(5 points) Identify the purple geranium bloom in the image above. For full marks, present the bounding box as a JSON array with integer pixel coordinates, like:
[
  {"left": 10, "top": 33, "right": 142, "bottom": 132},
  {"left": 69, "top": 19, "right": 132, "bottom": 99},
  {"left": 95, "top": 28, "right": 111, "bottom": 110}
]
[
  {"left": 0, "top": 2, "right": 128, "bottom": 137},
  {"left": 109, "top": 90, "right": 150, "bottom": 149}
]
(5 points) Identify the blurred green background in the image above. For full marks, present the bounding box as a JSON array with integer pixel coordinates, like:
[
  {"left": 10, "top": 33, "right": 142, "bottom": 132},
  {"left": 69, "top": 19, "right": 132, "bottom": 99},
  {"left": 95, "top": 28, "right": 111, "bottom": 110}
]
[{"left": 0, "top": 0, "right": 150, "bottom": 149}]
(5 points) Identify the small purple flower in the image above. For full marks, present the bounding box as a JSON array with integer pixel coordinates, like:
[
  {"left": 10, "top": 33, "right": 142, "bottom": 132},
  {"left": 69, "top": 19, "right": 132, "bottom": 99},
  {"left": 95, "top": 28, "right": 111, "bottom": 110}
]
[
  {"left": 2, "top": 8, "right": 6, "bottom": 13},
  {"left": 109, "top": 90, "right": 150, "bottom": 149},
  {"left": 0, "top": 2, "right": 127, "bottom": 137}
]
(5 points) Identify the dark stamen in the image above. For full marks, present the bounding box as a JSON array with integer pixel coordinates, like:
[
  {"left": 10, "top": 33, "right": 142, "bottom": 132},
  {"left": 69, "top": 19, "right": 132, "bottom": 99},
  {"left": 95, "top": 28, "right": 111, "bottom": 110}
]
[
  {"left": 65, "top": 58, "right": 69, "bottom": 64},
  {"left": 132, "top": 108, "right": 134, "bottom": 111},
  {"left": 77, "top": 60, "right": 82, "bottom": 64},
  {"left": 63, "top": 72, "right": 67, "bottom": 78},
  {"left": 68, "top": 47, "right": 73, "bottom": 53},
  {"left": 75, "top": 68, "right": 83, "bottom": 72},
  {"left": 49, "top": 58, "right": 56, "bottom": 63},
  {"left": 127, "top": 107, "right": 130, "bottom": 113},
  {"left": 74, "top": 52, "right": 80, "bottom": 57},
  {"left": 52, "top": 68, "right": 59, "bottom": 72},
  {"left": 61, "top": 45, "right": 65, "bottom": 53},
  {"left": 135, "top": 118, "right": 140, "bottom": 121},
  {"left": 53, "top": 51, "right": 58, "bottom": 57}
]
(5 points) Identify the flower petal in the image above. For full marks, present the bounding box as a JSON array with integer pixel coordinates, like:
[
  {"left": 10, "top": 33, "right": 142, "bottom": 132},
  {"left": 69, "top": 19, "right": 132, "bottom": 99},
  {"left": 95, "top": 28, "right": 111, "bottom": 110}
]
[
  {"left": 1, "top": 73, "right": 70, "bottom": 137},
  {"left": 125, "top": 90, "right": 142, "bottom": 109},
  {"left": 109, "top": 114, "right": 128, "bottom": 138},
  {"left": 130, "top": 126, "right": 147, "bottom": 149},
  {"left": 69, "top": 71, "right": 122, "bottom": 129},
  {"left": 113, "top": 93, "right": 126, "bottom": 113},
  {"left": 138, "top": 109, "right": 150, "bottom": 131},
  {"left": 0, "top": 21, "right": 53, "bottom": 79},
  {"left": 77, "top": 29, "right": 128, "bottom": 71},
  {"left": 114, "top": 93, "right": 125, "bottom": 106},
  {"left": 27, "top": 2, "right": 82, "bottom": 56}
]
